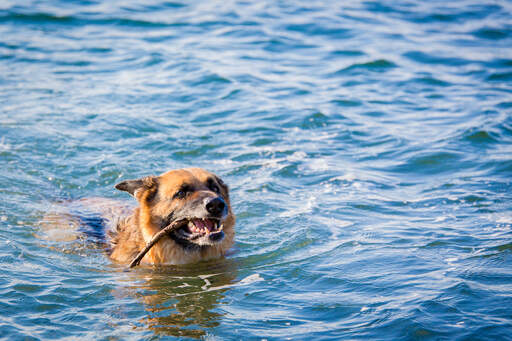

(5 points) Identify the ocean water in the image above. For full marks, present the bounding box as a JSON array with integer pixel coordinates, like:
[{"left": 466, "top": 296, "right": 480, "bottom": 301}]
[{"left": 1, "top": 0, "right": 512, "bottom": 340}]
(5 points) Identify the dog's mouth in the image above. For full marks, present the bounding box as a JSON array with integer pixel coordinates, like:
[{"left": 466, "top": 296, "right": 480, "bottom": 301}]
[{"left": 171, "top": 218, "right": 225, "bottom": 247}]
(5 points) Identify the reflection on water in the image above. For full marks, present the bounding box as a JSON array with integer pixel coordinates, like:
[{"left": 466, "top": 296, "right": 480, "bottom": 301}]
[
  {"left": 119, "top": 259, "right": 238, "bottom": 338},
  {"left": 35, "top": 199, "right": 241, "bottom": 338},
  {"left": 35, "top": 203, "right": 240, "bottom": 339}
]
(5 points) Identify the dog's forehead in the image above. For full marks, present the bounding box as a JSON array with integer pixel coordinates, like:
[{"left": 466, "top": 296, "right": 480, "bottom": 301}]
[{"left": 158, "top": 168, "right": 213, "bottom": 191}]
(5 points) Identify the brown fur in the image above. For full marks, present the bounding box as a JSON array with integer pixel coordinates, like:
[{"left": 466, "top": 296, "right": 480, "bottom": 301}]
[{"left": 108, "top": 168, "right": 235, "bottom": 265}]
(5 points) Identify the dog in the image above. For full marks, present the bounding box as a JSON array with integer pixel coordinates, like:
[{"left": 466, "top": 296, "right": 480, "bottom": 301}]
[{"left": 107, "top": 167, "right": 235, "bottom": 265}]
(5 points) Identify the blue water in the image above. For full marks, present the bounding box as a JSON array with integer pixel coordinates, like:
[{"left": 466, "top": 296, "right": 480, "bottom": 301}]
[{"left": 1, "top": 0, "right": 512, "bottom": 339}]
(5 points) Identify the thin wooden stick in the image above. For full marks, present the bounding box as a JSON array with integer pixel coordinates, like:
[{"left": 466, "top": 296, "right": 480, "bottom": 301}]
[{"left": 128, "top": 220, "right": 184, "bottom": 268}]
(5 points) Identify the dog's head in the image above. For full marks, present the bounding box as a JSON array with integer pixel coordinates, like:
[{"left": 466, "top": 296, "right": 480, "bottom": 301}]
[{"left": 115, "top": 168, "right": 235, "bottom": 253}]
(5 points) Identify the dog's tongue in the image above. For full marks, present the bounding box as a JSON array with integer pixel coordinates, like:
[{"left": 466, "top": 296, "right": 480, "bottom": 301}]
[{"left": 193, "top": 218, "right": 214, "bottom": 232}]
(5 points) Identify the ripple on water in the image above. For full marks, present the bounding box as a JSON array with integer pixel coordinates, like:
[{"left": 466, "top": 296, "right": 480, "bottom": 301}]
[
  {"left": 388, "top": 151, "right": 465, "bottom": 175},
  {"left": 472, "top": 27, "right": 510, "bottom": 40},
  {"left": 463, "top": 129, "right": 500, "bottom": 145},
  {"left": 487, "top": 72, "right": 512, "bottom": 82},
  {"left": 334, "top": 59, "right": 396, "bottom": 75}
]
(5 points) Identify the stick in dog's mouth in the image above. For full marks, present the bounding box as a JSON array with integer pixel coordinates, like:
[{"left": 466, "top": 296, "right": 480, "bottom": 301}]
[
  {"left": 128, "top": 218, "right": 225, "bottom": 269},
  {"left": 128, "top": 219, "right": 185, "bottom": 269}
]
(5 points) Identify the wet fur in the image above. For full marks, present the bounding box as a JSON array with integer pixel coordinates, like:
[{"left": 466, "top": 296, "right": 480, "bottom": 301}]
[{"left": 108, "top": 168, "right": 235, "bottom": 265}]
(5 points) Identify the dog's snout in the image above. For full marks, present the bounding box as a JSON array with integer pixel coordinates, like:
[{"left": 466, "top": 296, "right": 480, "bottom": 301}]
[{"left": 205, "top": 197, "right": 226, "bottom": 216}]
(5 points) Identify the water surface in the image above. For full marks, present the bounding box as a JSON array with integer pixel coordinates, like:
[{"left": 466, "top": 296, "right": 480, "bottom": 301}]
[{"left": 1, "top": 0, "right": 512, "bottom": 340}]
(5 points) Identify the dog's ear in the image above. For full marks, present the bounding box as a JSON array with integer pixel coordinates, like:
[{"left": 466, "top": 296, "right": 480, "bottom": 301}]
[{"left": 115, "top": 176, "right": 157, "bottom": 198}]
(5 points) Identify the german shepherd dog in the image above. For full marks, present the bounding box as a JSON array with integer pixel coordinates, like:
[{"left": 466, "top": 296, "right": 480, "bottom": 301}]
[{"left": 108, "top": 168, "right": 235, "bottom": 265}]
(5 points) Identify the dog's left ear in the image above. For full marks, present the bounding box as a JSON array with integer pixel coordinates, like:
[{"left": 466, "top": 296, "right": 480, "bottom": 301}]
[{"left": 115, "top": 176, "right": 157, "bottom": 198}]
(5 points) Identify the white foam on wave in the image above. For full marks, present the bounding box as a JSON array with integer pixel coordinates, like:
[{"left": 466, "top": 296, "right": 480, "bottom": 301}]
[
  {"left": 0, "top": 137, "right": 22, "bottom": 152},
  {"left": 331, "top": 173, "right": 357, "bottom": 182},
  {"left": 193, "top": 273, "right": 265, "bottom": 294},
  {"left": 278, "top": 194, "right": 316, "bottom": 217},
  {"left": 496, "top": 215, "right": 512, "bottom": 224},
  {"left": 288, "top": 151, "right": 307, "bottom": 162},
  {"left": 238, "top": 273, "right": 264, "bottom": 285}
]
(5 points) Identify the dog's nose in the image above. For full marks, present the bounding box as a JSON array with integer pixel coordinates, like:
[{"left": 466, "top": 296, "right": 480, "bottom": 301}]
[{"left": 205, "top": 197, "right": 226, "bottom": 216}]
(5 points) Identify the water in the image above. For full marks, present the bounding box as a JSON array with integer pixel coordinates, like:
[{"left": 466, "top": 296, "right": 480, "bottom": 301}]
[{"left": 1, "top": 0, "right": 512, "bottom": 339}]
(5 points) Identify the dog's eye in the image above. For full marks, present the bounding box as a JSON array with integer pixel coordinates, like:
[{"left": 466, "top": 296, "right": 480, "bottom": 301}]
[
  {"left": 207, "top": 178, "right": 220, "bottom": 193},
  {"left": 174, "top": 185, "right": 192, "bottom": 199}
]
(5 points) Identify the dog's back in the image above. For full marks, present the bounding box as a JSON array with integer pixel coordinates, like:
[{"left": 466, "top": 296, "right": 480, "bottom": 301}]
[{"left": 40, "top": 197, "right": 133, "bottom": 244}]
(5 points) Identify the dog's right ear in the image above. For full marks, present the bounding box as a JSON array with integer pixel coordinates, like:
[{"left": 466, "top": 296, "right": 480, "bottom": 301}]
[{"left": 115, "top": 176, "right": 157, "bottom": 198}]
